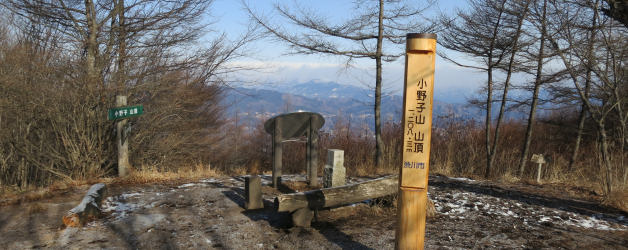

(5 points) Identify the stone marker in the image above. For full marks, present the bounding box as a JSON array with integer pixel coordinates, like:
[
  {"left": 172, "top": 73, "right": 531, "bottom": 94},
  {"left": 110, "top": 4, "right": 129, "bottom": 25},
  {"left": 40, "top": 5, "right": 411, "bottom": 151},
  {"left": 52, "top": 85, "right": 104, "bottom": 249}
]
[
  {"left": 323, "top": 149, "right": 346, "bottom": 188},
  {"left": 245, "top": 176, "right": 263, "bottom": 210},
  {"left": 63, "top": 183, "right": 107, "bottom": 227}
]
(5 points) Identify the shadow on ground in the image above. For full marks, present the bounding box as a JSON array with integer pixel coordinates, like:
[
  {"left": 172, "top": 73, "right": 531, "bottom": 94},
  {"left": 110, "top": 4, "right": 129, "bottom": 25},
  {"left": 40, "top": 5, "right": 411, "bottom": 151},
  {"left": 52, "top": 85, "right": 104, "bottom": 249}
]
[{"left": 222, "top": 183, "right": 373, "bottom": 249}]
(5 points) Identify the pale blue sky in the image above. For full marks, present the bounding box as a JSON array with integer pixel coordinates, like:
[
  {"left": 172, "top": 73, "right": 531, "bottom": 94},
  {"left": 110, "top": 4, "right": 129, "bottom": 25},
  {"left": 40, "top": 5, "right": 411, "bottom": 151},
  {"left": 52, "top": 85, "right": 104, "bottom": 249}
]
[{"left": 209, "top": 0, "right": 483, "bottom": 103}]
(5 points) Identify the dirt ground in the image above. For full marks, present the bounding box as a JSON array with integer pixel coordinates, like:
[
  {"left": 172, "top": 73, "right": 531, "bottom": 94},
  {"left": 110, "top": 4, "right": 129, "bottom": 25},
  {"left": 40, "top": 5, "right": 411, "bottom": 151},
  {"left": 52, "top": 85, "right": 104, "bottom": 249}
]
[{"left": 1, "top": 175, "right": 626, "bottom": 249}]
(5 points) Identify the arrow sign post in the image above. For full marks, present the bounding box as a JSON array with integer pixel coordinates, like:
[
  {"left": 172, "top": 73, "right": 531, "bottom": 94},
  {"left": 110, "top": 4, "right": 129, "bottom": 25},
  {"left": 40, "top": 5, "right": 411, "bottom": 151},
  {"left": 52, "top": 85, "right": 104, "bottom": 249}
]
[
  {"left": 109, "top": 96, "right": 143, "bottom": 177},
  {"left": 395, "top": 33, "right": 437, "bottom": 250}
]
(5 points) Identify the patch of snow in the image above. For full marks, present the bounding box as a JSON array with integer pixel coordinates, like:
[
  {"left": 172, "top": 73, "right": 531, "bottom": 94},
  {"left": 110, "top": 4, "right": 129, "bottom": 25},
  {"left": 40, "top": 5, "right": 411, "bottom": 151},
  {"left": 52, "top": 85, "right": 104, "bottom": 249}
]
[
  {"left": 145, "top": 201, "right": 159, "bottom": 209},
  {"left": 200, "top": 178, "right": 219, "bottom": 183},
  {"left": 102, "top": 196, "right": 142, "bottom": 220},
  {"left": 490, "top": 209, "right": 519, "bottom": 218},
  {"left": 178, "top": 183, "right": 202, "bottom": 188},
  {"left": 448, "top": 177, "right": 476, "bottom": 182},
  {"left": 120, "top": 192, "right": 141, "bottom": 199},
  {"left": 562, "top": 213, "right": 624, "bottom": 231}
]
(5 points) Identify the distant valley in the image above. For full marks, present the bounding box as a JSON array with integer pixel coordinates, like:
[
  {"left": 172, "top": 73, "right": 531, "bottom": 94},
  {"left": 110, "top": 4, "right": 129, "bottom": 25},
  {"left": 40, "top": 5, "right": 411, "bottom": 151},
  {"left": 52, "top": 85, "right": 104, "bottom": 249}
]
[{"left": 223, "top": 81, "right": 484, "bottom": 131}]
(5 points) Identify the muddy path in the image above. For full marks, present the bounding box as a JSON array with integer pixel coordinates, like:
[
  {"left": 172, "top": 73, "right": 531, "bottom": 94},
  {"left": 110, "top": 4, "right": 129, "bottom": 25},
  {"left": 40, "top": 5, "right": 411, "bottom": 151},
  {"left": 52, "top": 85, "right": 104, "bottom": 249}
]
[{"left": 1, "top": 175, "right": 626, "bottom": 249}]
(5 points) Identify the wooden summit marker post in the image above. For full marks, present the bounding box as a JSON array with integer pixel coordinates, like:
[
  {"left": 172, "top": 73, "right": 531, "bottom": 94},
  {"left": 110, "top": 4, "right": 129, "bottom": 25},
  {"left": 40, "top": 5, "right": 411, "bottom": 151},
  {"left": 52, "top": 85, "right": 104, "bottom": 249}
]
[{"left": 395, "top": 33, "right": 437, "bottom": 250}]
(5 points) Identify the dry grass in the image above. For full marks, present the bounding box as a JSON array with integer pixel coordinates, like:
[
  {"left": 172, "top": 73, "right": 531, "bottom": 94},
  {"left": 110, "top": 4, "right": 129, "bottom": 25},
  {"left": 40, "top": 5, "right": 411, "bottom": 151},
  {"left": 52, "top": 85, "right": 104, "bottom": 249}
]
[
  {"left": 112, "top": 164, "right": 220, "bottom": 185},
  {"left": 604, "top": 188, "right": 628, "bottom": 213},
  {"left": 499, "top": 172, "right": 522, "bottom": 184},
  {"left": 0, "top": 179, "right": 95, "bottom": 207},
  {"left": 0, "top": 164, "right": 221, "bottom": 207}
]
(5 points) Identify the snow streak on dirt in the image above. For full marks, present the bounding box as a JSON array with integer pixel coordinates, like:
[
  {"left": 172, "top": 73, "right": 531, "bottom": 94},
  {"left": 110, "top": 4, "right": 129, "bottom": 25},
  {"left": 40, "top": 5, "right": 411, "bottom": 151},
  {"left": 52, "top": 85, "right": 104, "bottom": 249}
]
[
  {"left": 431, "top": 184, "right": 627, "bottom": 231},
  {"left": 1, "top": 174, "right": 626, "bottom": 249}
]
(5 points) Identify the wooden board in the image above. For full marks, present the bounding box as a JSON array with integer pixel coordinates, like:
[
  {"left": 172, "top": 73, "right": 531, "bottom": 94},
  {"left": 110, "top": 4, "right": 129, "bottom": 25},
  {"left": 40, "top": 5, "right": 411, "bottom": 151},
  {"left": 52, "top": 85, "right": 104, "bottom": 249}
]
[{"left": 275, "top": 175, "right": 398, "bottom": 212}]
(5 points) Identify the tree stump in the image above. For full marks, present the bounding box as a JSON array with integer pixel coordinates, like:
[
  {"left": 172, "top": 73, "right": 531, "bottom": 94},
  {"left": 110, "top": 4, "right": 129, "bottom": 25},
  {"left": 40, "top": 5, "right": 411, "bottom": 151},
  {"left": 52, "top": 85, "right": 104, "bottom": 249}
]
[{"left": 62, "top": 183, "right": 107, "bottom": 227}]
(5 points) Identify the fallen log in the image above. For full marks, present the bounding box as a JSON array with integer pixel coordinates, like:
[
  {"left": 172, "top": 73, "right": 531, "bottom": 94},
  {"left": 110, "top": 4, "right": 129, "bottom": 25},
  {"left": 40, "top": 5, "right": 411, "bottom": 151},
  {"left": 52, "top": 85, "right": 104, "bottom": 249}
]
[
  {"left": 275, "top": 175, "right": 398, "bottom": 212},
  {"left": 62, "top": 183, "right": 107, "bottom": 227}
]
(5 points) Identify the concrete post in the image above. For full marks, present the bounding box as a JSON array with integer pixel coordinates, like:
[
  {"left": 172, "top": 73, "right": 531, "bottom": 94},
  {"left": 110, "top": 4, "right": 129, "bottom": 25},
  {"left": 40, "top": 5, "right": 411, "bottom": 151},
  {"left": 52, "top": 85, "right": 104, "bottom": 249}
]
[
  {"left": 536, "top": 163, "right": 543, "bottom": 183},
  {"left": 531, "top": 154, "right": 546, "bottom": 183},
  {"left": 324, "top": 149, "right": 346, "bottom": 188},
  {"left": 245, "top": 176, "right": 263, "bottom": 210}
]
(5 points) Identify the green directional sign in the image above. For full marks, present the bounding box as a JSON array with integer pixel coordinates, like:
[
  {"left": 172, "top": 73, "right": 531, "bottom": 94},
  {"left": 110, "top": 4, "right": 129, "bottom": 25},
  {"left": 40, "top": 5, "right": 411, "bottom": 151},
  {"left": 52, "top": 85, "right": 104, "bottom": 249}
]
[{"left": 108, "top": 105, "right": 143, "bottom": 120}]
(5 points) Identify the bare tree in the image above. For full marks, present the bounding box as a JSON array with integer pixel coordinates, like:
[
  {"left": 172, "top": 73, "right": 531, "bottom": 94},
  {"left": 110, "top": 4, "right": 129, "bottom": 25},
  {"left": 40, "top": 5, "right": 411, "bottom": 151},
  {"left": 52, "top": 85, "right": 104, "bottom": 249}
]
[
  {"left": 2, "top": 0, "right": 216, "bottom": 91},
  {"left": 603, "top": 0, "right": 628, "bottom": 27},
  {"left": 518, "top": 0, "right": 550, "bottom": 175},
  {"left": 0, "top": 0, "right": 256, "bottom": 185},
  {"left": 568, "top": 0, "right": 600, "bottom": 171},
  {"left": 547, "top": 0, "right": 627, "bottom": 193},
  {"left": 244, "top": 0, "right": 434, "bottom": 168},
  {"left": 440, "top": 0, "right": 530, "bottom": 177}
]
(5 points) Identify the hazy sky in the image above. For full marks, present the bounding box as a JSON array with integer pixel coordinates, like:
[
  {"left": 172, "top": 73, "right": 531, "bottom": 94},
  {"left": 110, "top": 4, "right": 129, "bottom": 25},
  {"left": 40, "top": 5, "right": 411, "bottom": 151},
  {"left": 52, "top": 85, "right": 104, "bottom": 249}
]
[{"left": 208, "top": 0, "right": 484, "bottom": 102}]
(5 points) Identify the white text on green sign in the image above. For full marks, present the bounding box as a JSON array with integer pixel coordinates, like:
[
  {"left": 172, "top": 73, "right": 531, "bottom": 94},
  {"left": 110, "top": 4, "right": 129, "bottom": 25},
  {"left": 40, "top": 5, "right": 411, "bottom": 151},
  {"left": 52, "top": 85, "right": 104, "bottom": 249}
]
[{"left": 108, "top": 105, "right": 143, "bottom": 120}]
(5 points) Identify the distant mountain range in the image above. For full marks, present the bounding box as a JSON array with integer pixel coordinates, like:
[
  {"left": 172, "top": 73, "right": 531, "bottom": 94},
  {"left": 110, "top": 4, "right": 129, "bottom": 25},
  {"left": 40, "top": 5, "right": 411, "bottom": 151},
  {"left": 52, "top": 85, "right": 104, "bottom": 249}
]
[{"left": 222, "top": 81, "right": 486, "bottom": 131}]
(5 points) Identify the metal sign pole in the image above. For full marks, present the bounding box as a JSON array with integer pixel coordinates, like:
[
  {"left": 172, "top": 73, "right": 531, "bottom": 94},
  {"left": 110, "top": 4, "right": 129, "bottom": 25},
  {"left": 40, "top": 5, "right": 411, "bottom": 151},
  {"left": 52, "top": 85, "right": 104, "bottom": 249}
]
[{"left": 395, "top": 33, "right": 437, "bottom": 250}]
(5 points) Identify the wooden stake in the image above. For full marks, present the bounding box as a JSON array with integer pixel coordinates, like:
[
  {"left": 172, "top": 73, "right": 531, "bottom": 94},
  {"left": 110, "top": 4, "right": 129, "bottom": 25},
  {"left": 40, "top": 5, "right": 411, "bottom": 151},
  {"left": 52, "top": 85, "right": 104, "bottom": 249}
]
[
  {"left": 116, "top": 96, "right": 130, "bottom": 177},
  {"left": 395, "top": 33, "right": 437, "bottom": 250},
  {"left": 396, "top": 187, "right": 427, "bottom": 248}
]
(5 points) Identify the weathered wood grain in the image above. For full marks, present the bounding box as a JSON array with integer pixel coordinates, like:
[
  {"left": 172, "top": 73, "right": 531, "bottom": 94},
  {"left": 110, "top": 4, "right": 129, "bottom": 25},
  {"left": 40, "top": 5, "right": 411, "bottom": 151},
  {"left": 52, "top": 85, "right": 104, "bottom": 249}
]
[
  {"left": 275, "top": 175, "right": 398, "bottom": 212},
  {"left": 62, "top": 183, "right": 106, "bottom": 227}
]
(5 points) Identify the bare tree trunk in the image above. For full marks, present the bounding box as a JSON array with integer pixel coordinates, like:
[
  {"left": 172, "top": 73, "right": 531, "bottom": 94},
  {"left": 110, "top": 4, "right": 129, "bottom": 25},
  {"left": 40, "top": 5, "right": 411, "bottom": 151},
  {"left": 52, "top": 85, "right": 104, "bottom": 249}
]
[
  {"left": 598, "top": 123, "right": 613, "bottom": 194},
  {"left": 485, "top": 68, "right": 494, "bottom": 178},
  {"left": 620, "top": 124, "right": 626, "bottom": 185},
  {"left": 484, "top": 0, "right": 507, "bottom": 179},
  {"left": 613, "top": 87, "right": 626, "bottom": 186},
  {"left": 519, "top": 0, "right": 547, "bottom": 176},
  {"left": 569, "top": 105, "right": 587, "bottom": 170},
  {"left": 569, "top": 1, "right": 597, "bottom": 171},
  {"left": 374, "top": 0, "right": 384, "bottom": 168},
  {"left": 85, "top": 0, "right": 99, "bottom": 89},
  {"left": 492, "top": 1, "right": 529, "bottom": 176},
  {"left": 116, "top": 0, "right": 126, "bottom": 95}
]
